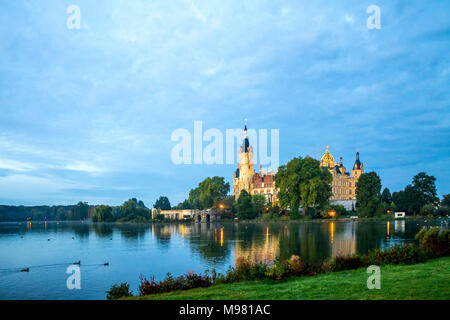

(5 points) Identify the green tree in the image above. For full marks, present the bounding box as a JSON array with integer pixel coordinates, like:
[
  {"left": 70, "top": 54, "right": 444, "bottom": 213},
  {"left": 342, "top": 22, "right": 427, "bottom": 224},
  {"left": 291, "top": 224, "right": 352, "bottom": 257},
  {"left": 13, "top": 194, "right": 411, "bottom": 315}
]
[
  {"left": 235, "top": 190, "right": 255, "bottom": 219},
  {"left": 92, "top": 205, "right": 114, "bottom": 222},
  {"left": 154, "top": 196, "right": 171, "bottom": 210},
  {"left": 118, "top": 198, "right": 149, "bottom": 220},
  {"left": 184, "top": 176, "right": 230, "bottom": 209},
  {"left": 222, "top": 195, "right": 236, "bottom": 210},
  {"left": 356, "top": 171, "right": 382, "bottom": 217},
  {"left": 186, "top": 188, "right": 203, "bottom": 209},
  {"left": 71, "top": 202, "right": 89, "bottom": 220},
  {"left": 420, "top": 204, "right": 437, "bottom": 216},
  {"left": 251, "top": 194, "right": 267, "bottom": 216},
  {"left": 198, "top": 176, "right": 230, "bottom": 208},
  {"left": 381, "top": 188, "right": 392, "bottom": 204},
  {"left": 412, "top": 172, "right": 439, "bottom": 208},
  {"left": 441, "top": 194, "right": 450, "bottom": 207},
  {"left": 275, "top": 156, "right": 332, "bottom": 216},
  {"left": 392, "top": 172, "right": 439, "bottom": 215}
]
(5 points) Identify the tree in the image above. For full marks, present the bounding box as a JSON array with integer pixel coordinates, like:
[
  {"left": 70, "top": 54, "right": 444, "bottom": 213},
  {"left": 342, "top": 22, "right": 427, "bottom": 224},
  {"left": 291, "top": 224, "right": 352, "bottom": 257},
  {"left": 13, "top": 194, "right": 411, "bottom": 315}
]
[
  {"left": 420, "top": 204, "right": 437, "bottom": 216},
  {"left": 320, "top": 204, "right": 348, "bottom": 218},
  {"left": 154, "top": 196, "right": 171, "bottom": 210},
  {"left": 251, "top": 194, "right": 267, "bottom": 216},
  {"left": 441, "top": 194, "right": 450, "bottom": 207},
  {"left": 222, "top": 195, "right": 236, "bottom": 210},
  {"left": 381, "top": 188, "right": 392, "bottom": 204},
  {"left": 436, "top": 206, "right": 450, "bottom": 216},
  {"left": 92, "top": 205, "right": 114, "bottom": 222},
  {"left": 412, "top": 172, "right": 439, "bottom": 208},
  {"left": 356, "top": 172, "right": 382, "bottom": 217},
  {"left": 198, "top": 176, "right": 230, "bottom": 209},
  {"left": 183, "top": 176, "right": 230, "bottom": 209},
  {"left": 275, "top": 156, "right": 332, "bottom": 216},
  {"left": 186, "top": 188, "right": 203, "bottom": 209},
  {"left": 235, "top": 190, "right": 255, "bottom": 219},
  {"left": 392, "top": 172, "right": 439, "bottom": 215},
  {"left": 118, "top": 198, "right": 149, "bottom": 220}
]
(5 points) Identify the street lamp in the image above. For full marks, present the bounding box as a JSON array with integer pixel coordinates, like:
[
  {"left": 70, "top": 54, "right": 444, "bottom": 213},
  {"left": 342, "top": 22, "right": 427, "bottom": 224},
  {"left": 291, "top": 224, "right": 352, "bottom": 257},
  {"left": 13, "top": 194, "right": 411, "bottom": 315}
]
[{"left": 328, "top": 210, "right": 336, "bottom": 218}]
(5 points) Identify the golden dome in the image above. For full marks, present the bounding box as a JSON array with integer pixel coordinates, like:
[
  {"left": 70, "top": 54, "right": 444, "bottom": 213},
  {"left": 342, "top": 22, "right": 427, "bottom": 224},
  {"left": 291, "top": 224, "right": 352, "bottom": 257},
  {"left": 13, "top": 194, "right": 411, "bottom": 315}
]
[{"left": 321, "top": 146, "right": 335, "bottom": 168}]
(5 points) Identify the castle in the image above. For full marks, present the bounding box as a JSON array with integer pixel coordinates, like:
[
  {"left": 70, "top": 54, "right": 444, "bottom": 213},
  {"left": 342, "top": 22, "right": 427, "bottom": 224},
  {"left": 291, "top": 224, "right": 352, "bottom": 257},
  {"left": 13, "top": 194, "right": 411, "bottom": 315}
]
[
  {"left": 233, "top": 124, "right": 277, "bottom": 204},
  {"left": 320, "top": 146, "right": 364, "bottom": 202},
  {"left": 232, "top": 124, "right": 363, "bottom": 210}
]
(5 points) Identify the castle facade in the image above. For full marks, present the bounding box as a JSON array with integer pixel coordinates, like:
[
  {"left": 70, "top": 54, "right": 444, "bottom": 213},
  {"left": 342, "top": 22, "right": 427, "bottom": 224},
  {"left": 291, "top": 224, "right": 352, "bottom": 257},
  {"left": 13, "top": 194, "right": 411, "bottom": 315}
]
[
  {"left": 320, "top": 146, "right": 363, "bottom": 201},
  {"left": 232, "top": 123, "right": 363, "bottom": 207}
]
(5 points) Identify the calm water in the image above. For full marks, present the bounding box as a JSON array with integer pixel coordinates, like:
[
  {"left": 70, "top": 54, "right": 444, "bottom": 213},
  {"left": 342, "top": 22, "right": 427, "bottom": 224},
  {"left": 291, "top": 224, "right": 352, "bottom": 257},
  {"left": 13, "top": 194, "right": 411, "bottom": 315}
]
[{"left": 0, "top": 219, "right": 447, "bottom": 300}]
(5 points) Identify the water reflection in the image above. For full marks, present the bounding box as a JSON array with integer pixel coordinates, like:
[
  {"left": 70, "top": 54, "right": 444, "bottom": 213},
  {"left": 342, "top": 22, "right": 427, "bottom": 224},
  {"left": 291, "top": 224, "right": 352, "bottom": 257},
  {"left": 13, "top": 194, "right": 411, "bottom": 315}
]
[{"left": 1, "top": 220, "right": 444, "bottom": 271}]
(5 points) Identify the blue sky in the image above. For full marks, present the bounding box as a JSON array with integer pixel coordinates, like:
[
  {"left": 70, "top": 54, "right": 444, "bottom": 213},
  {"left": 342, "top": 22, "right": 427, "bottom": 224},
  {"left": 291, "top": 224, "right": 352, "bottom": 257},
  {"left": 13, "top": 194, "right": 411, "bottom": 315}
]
[{"left": 0, "top": 0, "right": 449, "bottom": 206}]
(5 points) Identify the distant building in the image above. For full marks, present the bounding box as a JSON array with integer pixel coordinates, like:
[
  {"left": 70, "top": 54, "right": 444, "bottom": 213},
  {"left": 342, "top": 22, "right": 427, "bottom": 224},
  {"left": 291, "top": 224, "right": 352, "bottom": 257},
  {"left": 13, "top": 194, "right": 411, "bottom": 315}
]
[
  {"left": 320, "top": 146, "right": 363, "bottom": 207},
  {"left": 233, "top": 123, "right": 277, "bottom": 204}
]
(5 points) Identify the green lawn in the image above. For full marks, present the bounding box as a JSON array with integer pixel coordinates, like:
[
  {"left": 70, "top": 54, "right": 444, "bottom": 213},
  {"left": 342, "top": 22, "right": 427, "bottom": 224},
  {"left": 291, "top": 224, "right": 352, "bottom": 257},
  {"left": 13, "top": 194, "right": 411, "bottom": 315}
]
[{"left": 129, "top": 257, "right": 450, "bottom": 300}]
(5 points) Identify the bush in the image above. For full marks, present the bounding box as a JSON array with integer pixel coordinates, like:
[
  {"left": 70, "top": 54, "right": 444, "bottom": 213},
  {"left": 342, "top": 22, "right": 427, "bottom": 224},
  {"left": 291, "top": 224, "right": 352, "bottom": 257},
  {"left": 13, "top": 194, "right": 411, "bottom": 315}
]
[
  {"left": 138, "top": 275, "right": 160, "bottom": 295},
  {"left": 415, "top": 227, "right": 449, "bottom": 257},
  {"left": 106, "top": 282, "right": 133, "bottom": 300},
  {"left": 329, "top": 255, "right": 363, "bottom": 271},
  {"left": 288, "top": 255, "right": 303, "bottom": 275}
]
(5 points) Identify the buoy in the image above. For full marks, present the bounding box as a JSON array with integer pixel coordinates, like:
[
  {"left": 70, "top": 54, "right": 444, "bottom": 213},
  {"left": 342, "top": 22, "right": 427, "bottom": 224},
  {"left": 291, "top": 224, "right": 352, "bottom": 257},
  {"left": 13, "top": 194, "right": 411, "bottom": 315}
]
[
  {"left": 74, "top": 261, "right": 81, "bottom": 265},
  {"left": 48, "top": 239, "right": 50, "bottom": 241},
  {"left": 21, "top": 268, "right": 29, "bottom": 272}
]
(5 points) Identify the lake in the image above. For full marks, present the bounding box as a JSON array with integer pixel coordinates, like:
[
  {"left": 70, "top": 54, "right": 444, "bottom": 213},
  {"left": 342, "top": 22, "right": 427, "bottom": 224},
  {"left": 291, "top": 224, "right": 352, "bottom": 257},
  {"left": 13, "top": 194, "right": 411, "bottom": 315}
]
[{"left": 0, "top": 219, "right": 447, "bottom": 300}]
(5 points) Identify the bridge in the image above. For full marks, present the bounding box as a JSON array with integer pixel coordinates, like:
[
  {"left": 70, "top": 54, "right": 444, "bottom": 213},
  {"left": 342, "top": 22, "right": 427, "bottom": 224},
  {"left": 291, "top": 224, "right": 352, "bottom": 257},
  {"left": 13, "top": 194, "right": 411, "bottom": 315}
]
[{"left": 151, "top": 208, "right": 221, "bottom": 222}]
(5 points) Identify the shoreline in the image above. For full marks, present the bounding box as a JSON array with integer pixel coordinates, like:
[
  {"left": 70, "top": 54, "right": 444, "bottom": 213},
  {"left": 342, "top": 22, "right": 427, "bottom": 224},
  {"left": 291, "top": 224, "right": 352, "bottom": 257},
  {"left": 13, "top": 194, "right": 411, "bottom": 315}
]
[
  {"left": 2, "top": 215, "right": 446, "bottom": 224},
  {"left": 128, "top": 257, "right": 450, "bottom": 300}
]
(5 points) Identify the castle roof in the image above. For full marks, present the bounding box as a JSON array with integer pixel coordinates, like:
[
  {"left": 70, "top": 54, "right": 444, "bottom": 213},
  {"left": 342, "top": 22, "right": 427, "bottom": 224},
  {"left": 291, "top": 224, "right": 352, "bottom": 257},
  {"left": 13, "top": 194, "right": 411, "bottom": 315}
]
[
  {"left": 321, "top": 145, "right": 335, "bottom": 167},
  {"left": 353, "top": 152, "right": 362, "bottom": 170}
]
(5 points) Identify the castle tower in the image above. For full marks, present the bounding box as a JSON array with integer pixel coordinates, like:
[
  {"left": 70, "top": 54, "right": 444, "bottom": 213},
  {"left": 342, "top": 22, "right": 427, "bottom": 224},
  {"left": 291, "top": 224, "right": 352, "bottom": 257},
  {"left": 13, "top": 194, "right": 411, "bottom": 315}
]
[
  {"left": 321, "top": 145, "right": 335, "bottom": 168},
  {"left": 350, "top": 151, "right": 363, "bottom": 199},
  {"left": 237, "top": 122, "right": 254, "bottom": 192},
  {"left": 352, "top": 152, "right": 363, "bottom": 179}
]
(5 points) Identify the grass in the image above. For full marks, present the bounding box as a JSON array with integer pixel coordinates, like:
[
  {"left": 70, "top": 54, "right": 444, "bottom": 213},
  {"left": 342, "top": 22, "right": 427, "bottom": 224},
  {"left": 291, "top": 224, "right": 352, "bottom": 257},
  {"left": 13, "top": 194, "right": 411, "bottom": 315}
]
[{"left": 128, "top": 257, "right": 450, "bottom": 300}]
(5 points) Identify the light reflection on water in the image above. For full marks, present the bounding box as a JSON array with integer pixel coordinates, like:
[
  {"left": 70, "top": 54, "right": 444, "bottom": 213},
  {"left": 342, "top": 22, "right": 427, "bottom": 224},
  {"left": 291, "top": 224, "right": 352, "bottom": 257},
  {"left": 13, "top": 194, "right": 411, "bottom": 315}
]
[{"left": 0, "top": 219, "right": 446, "bottom": 300}]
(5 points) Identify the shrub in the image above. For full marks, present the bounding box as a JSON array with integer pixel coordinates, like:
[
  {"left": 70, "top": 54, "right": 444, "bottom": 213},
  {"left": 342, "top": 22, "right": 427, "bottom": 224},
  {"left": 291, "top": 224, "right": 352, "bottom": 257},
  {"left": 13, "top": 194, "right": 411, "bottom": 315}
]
[
  {"left": 106, "top": 282, "right": 133, "bottom": 300},
  {"left": 288, "top": 255, "right": 303, "bottom": 275},
  {"left": 235, "top": 256, "right": 251, "bottom": 274},
  {"left": 138, "top": 275, "right": 160, "bottom": 295},
  {"left": 386, "top": 244, "right": 428, "bottom": 264},
  {"left": 329, "top": 255, "right": 363, "bottom": 271},
  {"left": 416, "top": 227, "right": 449, "bottom": 257}
]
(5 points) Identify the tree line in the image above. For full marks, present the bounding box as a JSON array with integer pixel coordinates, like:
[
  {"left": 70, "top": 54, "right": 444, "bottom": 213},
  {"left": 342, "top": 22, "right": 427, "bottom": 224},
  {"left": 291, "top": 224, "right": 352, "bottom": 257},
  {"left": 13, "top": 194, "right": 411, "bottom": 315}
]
[{"left": 1, "top": 156, "right": 447, "bottom": 222}]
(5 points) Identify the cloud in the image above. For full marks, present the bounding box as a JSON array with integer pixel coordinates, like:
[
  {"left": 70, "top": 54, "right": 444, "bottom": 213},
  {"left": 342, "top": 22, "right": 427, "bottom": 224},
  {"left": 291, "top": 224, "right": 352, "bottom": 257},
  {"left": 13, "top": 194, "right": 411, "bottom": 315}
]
[
  {"left": 64, "top": 162, "right": 105, "bottom": 174},
  {"left": 0, "top": 0, "right": 449, "bottom": 205},
  {"left": 0, "top": 159, "right": 35, "bottom": 172},
  {"left": 187, "top": 0, "right": 207, "bottom": 23},
  {"left": 344, "top": 14, "right": 354, "bottom": 25}
]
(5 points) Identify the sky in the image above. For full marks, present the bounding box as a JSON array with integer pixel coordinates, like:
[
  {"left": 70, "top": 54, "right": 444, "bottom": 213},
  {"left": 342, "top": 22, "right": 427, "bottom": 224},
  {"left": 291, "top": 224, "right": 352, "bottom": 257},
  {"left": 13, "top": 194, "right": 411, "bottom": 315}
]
[{"left": 0, "top": 0, "right": 449, "bottom": 206}]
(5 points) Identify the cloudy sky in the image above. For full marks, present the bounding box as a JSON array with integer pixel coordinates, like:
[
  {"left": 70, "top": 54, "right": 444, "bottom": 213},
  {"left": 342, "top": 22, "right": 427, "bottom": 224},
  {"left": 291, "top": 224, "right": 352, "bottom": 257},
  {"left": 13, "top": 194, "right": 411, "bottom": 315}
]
[{"left": 0, "top": 0, "right": 449, "bottom": 206}]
